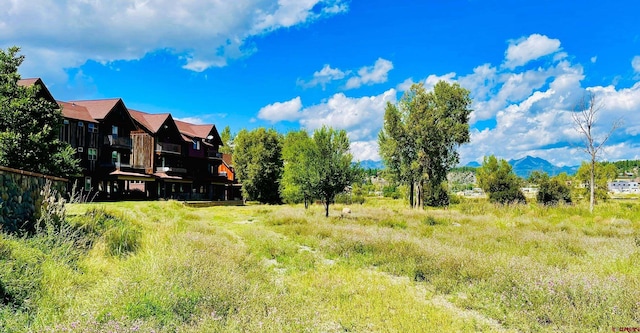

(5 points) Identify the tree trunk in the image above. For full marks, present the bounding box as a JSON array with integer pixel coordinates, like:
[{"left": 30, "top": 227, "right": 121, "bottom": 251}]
[
  {"left": 304, "top": 196, "right": 309, "bottom": 209},
  {"left": 409, "top": 181, "right": 414, "bottom": 208},
  {"left": 324, "top": 197, "right": 330, "bottom": 217},
  {"left": 590, "top": 158, "right": 595, "bottom": 213}
]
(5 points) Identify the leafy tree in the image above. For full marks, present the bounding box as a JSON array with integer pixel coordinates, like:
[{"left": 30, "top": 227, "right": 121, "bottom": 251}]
[
  {"left": 280, "top": 129, "right": 316, "bottom": 207},
  {"left": 529, "top": 171, "right": 572, "bottom": 205},
  {"left": 572, "top": 93, "right": 621, "bottom": 213},
  {"left": 379, "top": 81, "right": 472, "bottom": 208},
  {"left": 0, "top": 46, "right": 79, "bottom": 177},
  {"left": 312, "top": 126, "right": 356, "bottom": 217},
  {"left": 574, "top": 162, "right": 617, "bottom": 203},
  {"left": 233, "top": 128, "right": 282, "bottom": 204},
  {"left": 476, "top": 155, "right": 525, "bottom": 204},
  {"left": 219, "top": 125, "right": 234, "bottom": 155}
]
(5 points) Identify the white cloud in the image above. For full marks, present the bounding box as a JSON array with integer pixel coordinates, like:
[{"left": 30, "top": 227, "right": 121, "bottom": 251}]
[
  {"left": 298, "top": 64, "right": 348, "bottom": 89},
  {"left": 350, "top": 140, "right": 381, "bottom": 161},
  {"left": 504, "top": 34, "right": 561, "bottom": 69},
  {"left": 257, "top": 97, "right": 303, "bottom": 123},
  {"left": 1, "top": 0, "right": 348, "bottom": 79},
  {"left": 423, "top": 72, "right": 456, "bottom": 91},
  {"left": 345, "top": 58, "right": 394, "bottom": 89},
  {"left": 396, "top": 78, "right": 415, "bottom": 92},
  {"left": 591, "top": 56, "right": 598, "bottom": 63},
  {"left": 258, "top": 89, "right": 396, "bottom": 157},
  {"left": 633, "top": 56, "right": 640, "bottom": 73},
  {"left": 175, "top": 116, "right": 207, "bottom": 125}
]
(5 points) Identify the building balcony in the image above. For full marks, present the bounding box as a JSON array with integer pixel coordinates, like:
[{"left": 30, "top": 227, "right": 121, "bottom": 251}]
[
  {"left": 156, "top": 142, "right": 182, "bottom": 155},
  {"left": 156, "top": 166, "right": 187, "bottom": 174},
  {"left": 104, "top": 135, "right": 132, "bottom": 149},
  {"left": 207, "top": 150, "right": 223, "bottom": 160}
]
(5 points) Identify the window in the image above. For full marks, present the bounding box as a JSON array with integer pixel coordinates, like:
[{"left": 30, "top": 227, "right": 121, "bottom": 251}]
[
  {"left": 193, "top": 139, "right": 201, "bottom": 150},
  {"left": 88, "top": 148, "right": 97, "bottom": 160},
  {"left": 76, "top": 121, "right": 85, "bottom": 147},
  {"left": 112, "top": 125, "right": 118, "bottom": 137},
  {"left": 60, "top": 119, "right": 71, "bottom": 143},
  {"left": 112, "top": 151, "right": 119, "bottom": 165},
  {"left": 84, "top": 177, "right": 92, "bottom": 192},
  {"left": 88, "top": 123, "right": 98, "bottom": 133}
]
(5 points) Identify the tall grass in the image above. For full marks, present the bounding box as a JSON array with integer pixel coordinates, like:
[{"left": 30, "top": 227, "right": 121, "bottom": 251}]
[{"left": 1, "top": 198, "right": 638, "bottom": 332}]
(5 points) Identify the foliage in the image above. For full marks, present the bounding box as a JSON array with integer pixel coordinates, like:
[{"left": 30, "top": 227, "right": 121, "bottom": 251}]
[
  {"left": 476, "top": 155, "right": 526, "bottom": 204},
  {"left": 574, "top": 162, "right": 617, "bottom": 203},
  {"left": 529, "top": 171, "right": 572, "bottom": 205},
  {"left": 280, "top": 130, "right": 316, "bottom": 206},
  {"left": 219, "top": 125, "right": 234, "bottom": 155},
  {"left": 233, "top": 127, "right": 283, "bottom": 204},
  {"left": 379, "top": 81, "right": 472, "bottom": 208},
  {"left": 0, "top": 46, "right": 79, "bottom": 177},
  {"left": 311, "top": 126, "right": 357, "bottom": 217},
  {"left": 382, "top": 185, "right": 401, "bottom": 199}
]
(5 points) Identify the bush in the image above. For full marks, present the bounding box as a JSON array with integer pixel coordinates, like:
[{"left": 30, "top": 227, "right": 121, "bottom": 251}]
[
  {"left": 382, "top": 185, "right": 401, "bottom": 199},
  {"left": 536, "top": 176, "right": 572, "bottom": 205},
  {"left": 424, "top": 182, "right": 449, "bottom": 207},
  {"left": 334, "top": 193, "right": 365, "bottom": 205},
  {"left": 476, "top": 155, "right": 526, "bottom": 205}
]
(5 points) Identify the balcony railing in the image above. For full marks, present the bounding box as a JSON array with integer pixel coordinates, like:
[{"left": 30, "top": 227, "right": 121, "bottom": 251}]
[
  {"left": 156, "top": 166, "right": 187, "bottom": 174},
  {"left": 156, "top": 142, "right": 182, "bottom": 154},
  {"left": 207, "top": 150, "right": 223, "bottom": 160},
  {"left": 104, "top": 135, "right": 132, "bottom": 148}
]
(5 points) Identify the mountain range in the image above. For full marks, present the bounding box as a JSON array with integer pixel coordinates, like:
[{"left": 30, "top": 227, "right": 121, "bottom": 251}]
[
  {"left": 357, "top": 156, "right": 579, "bottom": 179},
  {"left": 466, "top": 156, "right": 579, "bottom": 178}
]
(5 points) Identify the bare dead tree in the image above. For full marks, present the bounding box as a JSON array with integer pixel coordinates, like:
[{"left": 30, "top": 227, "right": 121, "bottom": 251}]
[{"left": 572, "top": 92, "right": 621, "bottom": 213}]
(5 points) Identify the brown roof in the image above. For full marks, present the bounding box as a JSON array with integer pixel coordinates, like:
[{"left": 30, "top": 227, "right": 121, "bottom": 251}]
[
  {"left": 129, "top": 109, "right": 171, "bottom": 134},
  {"left": 17, "top": 78, "right": 56, "bottom": 104},
  {"left": 17, "top": 78, "right": 39, "bottom": 86},
  {"left": 68, "top": 99, "right": 123, "bottom": 120},
  {"left": 174, "top": 120, "right": 212, "bottom": 138},
  {"left": 175, "top": 120, "right": 223, "bottom": 145},
  {"left": 57, "top": 101, "right": 98, "bottom": 123}
]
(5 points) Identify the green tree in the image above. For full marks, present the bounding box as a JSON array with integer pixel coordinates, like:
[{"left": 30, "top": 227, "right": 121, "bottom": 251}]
[
  {"left": 280, "top": 129, "right": 316, "bottom": 207},
  {"left": 233, "top": 128, "right": 282, "bottom": 204},
  {"left": 529, "top": 171, "right": 572, "bottom": 205},
  {"left": 312, "top": 126, "right": 356, "bottom": 217},
  {"left": 0, "top": 46, "right": 79, "bottom": 177},
  {"left": 574, "top": 162, "right": 616, "bottom": 203},
  {"left": 219, "top": 125, "right": 234, "bottom": 155},
  {"left": 379, "top": 81, "right": 472, "bottom": 207},
  {"left": 476, "top": 155, "right": 525, "bottom": 204}
]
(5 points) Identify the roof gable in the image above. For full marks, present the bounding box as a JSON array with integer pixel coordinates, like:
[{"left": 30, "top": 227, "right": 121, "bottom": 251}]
[
  {"left": 129, "top": 109, "right": 172, "bottom": 134},
  {"left": 57, "top": 101, "right": 98, "bottom": 123},
  {"left": 68, "top": 98, "right": 123, "bottom": 120},
  {"left": 17, "top": 78, "right": 56, "bottom": 104},
  {"left": 175, "top": 120, "right": 223, "bottom": 146}
]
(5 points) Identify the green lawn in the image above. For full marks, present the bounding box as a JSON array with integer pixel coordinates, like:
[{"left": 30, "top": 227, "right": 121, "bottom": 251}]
[{"left": 1, "top": 198, "right": 639, "bottom": 332}]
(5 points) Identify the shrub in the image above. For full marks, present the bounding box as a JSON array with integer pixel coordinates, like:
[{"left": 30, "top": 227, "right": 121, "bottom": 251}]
[
  {"left": 476, "top": 155, "right": 526, "bottom": 204},
  {"left": 536, "top": 176, "right": 572, "bottom": 205},
  {"left": 382, "top": 185, "right": 401, "bottom": 199}
]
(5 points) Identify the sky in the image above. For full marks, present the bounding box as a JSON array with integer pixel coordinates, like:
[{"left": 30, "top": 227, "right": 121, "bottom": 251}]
[{"left": 2, "top": 0, "right": 639, "bottom": 167}]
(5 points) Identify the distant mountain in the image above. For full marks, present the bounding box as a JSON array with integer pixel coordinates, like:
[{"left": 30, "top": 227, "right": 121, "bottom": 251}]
[
  {"left": 508, "top": 156, "right": 578, "bottom": 178},
  {"left": 356, "top": 160, "right": 384, "bottom": 170},
  {"left": 465, "top": 161, "right": 481, "bottom": 168}
]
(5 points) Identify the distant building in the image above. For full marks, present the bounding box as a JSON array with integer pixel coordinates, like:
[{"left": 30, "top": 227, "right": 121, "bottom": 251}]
[{"left": 608, "top": 180, "right": 639, "bottom": 193}]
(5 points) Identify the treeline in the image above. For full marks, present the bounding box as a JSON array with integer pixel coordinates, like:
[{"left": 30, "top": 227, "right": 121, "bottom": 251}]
[
  {"left": 474, "top": 155, "right": 620, "bottom": 206},
  {"left": 230, "top": 126, "right": 359, "bottom": 217}
]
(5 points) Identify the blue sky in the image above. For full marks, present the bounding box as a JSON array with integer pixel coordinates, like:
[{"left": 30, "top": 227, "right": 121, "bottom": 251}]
[{"left": 2, "top": 0, "right": 639, "bottom": 166}]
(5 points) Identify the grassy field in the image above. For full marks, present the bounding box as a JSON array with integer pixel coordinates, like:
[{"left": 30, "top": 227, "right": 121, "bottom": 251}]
[{"left": 1, "top": 197, "right": 639, "bottom": 332}]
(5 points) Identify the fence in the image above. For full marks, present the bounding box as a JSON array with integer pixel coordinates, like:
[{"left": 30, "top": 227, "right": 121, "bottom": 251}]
[{"left": 0, "top": 166, "right": 67, "bottom": 232}]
